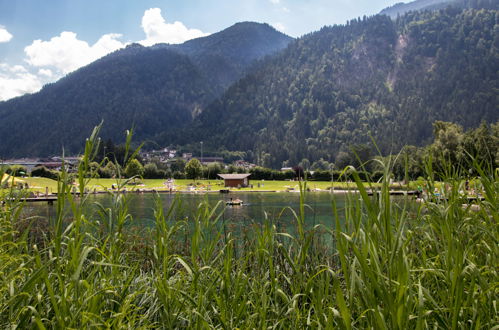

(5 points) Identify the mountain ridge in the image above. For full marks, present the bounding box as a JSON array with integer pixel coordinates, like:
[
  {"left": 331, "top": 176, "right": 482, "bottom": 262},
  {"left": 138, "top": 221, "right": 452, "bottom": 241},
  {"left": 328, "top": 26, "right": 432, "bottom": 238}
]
[
  {"left": 170, "top": 6, "right": 498, "bottom": 167},
  {"left": 0, "top": 22, "right": 292, "bottom": 158}
]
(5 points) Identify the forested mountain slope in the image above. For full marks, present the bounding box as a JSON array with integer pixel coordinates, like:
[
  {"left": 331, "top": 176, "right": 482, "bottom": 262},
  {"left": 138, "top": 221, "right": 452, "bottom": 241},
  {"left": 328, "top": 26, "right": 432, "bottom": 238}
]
[
  {"left": 0, "top": 23, "right": 292, "bottom": 158},
  {"left": 380, "top": 0, "right": 498, "bottom": 18},
  {"left": 170, "top": 22, "right": 293, "bottom": 94},
  {"left": 381, "top": 0, "right": 455, "bottom": 18},
  {"left": 178, "top": 6, "right": 498, "bottom": 167}
]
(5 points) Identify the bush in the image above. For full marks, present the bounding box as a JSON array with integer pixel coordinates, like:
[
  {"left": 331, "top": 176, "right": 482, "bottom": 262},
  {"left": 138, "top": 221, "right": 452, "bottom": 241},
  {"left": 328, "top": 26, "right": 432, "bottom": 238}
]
[
  {"left": 185, "top": 158, "right": 202, "bottom": 180},
  {"left": 144, "top": 163, "right": 163, "bottom": 179},
  {"left": 98, "top": 161, "right": 117, "bottom": 178},
  {"left": 125, "top": 159, "right": 144, "bottom": 178},
  {"left": 173, "top": 170, "right": 185, "bottom": 179},
  {"left": 6, "top": 165, "right": 28, "bottom": 177},
  {"left": 31, "top": 166, "right": 59, "bottom": 180},
  {"left": 311, "top": 170, "right": 332, "bottom": 181},
  {"left": 203, "top": 163, "right": 223, "bottom": 180}
]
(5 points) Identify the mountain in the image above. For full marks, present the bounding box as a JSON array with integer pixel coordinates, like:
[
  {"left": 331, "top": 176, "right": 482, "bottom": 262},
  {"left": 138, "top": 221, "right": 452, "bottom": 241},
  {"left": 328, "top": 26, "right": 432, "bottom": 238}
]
[
  {"left": 0, "top": 22, "right": 292, "bottom": 158},
  {"left": 380, "top": 0, "right": 499, "bottom": 18},
  {"left": 380, "top": 0, "right": 455, "bottom": 18},
  {"left": 170, "top": 22, "right": 294, "bottom": 94},
  {"left": 173, "top": 5, "right": 498, "bottom": 167}
]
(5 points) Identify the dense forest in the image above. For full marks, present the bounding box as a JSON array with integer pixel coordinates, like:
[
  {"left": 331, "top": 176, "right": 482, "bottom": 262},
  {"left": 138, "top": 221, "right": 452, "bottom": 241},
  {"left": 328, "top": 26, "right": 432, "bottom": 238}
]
[
  {"left": 172, "top": 3, "right": 498, "bottom": 167},
  {"left": 0, "top": 23, "right": 292, "bottom": 158},
  {"left": 380, "top": 0, "right": 498, "bottom": 18}
]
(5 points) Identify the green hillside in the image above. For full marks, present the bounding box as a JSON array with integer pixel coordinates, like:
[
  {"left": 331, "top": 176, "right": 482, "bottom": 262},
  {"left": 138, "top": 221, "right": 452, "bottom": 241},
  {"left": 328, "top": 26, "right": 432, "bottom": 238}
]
[
  {"left": 175, "top": 6, "right": 498, "bottom": 167},
  {"left": 0, "top": 23, "right": 292, "bottom": 158}
]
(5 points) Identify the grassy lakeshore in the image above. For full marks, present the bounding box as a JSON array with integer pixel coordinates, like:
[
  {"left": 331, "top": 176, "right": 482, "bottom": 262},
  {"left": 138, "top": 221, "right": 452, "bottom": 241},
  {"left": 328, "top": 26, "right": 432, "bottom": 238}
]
[{"left": 5, "top": 176, "right": 404, "bottom": 194}]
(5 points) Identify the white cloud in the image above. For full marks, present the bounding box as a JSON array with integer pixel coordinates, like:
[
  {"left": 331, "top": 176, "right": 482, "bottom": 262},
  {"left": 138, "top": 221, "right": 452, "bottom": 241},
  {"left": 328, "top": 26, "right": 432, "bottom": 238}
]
[
  {"left": 0, "top": 26, "right": 13, "bottom": 43},
  {"left": 0, "top": 8, "right": 211, "bottom": 101},
  {"left": 272, "top": 22, "right": 286, "bottom": 32},
  {"left": 0, "top": 64, "right": 43, "bottom": 101},
  {"left": 24, "top": 31, "right": 125, "bottom": 74},
  {"left": 139, "top": 8, "right": 209, "bottom": 46},
  {"left": 270, "top": 0, "right": 280, "bottom": 4},
  {"left": 38, "top": 68, "right": 53, "bottom": 77}
]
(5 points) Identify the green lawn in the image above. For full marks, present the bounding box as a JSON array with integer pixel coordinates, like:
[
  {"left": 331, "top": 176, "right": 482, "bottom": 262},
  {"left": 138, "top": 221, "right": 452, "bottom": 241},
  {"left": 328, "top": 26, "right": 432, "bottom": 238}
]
[
  {"left": 19, "top": 177, "right": 59, "bottom": 193},
  {"left": 6, "top": 176, "right": 399, "bottom": 194}
]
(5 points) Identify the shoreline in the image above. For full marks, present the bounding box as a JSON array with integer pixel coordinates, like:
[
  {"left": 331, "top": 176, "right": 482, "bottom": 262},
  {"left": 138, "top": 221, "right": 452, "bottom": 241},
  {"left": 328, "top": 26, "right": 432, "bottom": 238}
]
[{"left": 45, "top": 188, "right": 419, "bottom": 196}]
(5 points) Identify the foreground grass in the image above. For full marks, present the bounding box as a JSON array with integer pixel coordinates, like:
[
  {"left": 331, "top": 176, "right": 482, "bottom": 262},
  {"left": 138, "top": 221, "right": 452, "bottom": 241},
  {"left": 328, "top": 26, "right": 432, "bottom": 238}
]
[{"left": 0, "top": 131, "right": 497, "bottom": 328}]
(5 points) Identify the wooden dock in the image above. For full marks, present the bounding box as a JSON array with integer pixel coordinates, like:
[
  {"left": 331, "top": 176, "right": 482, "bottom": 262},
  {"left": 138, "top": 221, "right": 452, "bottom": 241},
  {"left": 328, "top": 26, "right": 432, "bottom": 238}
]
[{"left": 4, "top": 196, "right": 58, "bottom": 205}]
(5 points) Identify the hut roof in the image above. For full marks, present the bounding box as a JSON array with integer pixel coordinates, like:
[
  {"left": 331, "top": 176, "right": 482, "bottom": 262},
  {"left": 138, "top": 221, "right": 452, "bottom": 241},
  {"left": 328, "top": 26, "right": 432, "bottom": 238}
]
[{"left": 217, "top": 174, "right": 251, "bottom": 180}]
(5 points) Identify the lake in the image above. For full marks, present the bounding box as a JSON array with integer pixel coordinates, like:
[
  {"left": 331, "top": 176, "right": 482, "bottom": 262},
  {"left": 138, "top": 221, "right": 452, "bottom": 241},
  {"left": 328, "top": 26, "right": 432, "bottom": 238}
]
[
  {"left": 23, "top": 192, "right": 352, "bottom": 230},
  {"left": 22, "top": 191, "right": 417, "bottom": 239}
]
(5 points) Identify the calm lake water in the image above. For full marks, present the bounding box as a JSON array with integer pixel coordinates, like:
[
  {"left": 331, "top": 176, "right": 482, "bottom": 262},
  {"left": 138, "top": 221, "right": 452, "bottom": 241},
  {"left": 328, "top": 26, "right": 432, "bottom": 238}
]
[
  {"left": 25, "top": 192, "right": 350, "bottom": 230},
  {"left": 23, "top": 192, "right": 417, "bottom": 238}
]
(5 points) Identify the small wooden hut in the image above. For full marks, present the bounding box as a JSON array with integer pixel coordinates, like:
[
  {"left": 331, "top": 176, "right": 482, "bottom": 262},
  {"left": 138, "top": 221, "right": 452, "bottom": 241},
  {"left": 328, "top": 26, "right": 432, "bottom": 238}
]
[{"left": 217, "top": 173, "right": 251, "bottom": 188}]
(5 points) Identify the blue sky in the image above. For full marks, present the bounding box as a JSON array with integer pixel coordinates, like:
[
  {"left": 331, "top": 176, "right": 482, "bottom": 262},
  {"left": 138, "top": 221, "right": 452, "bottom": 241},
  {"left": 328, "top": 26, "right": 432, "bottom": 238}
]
[{"left": 0, "top": 0, "right": 402, "bottom": 100}]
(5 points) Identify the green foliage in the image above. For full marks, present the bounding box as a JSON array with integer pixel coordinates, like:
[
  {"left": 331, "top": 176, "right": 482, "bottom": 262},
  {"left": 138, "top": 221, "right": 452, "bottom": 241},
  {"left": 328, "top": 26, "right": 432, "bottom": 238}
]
[
  {"left": 5, "top": 165, "right": 27, "bottom": 176},
  {"left": 249, "top": 166, "right": 295, "bottom": 180},
  {"left": 143, "top": 163, "right": 164, "bottom": 179},
  {"left": 98, "top": 161, "right": 119, "bottom": 178},
  {"left": 169, "top": 158, "right": 186, "bottom": 173},
  {"left": 203, "top": 162, "right": 224, "bottom": 179},
  {"left": 310, "top": 158, "right": 332, "bottom": 170},
  {"left": 172, "top": 170, "right": 186, "bottom": 179},
  {"left": 30, "top": 166, "right": 59, "bottom": 180},
  {"left": 185, "top": 158, "right": 203, "bottom": 179},
  {"left": 124, "top": 159, "right": 144, "bottom": 178}
]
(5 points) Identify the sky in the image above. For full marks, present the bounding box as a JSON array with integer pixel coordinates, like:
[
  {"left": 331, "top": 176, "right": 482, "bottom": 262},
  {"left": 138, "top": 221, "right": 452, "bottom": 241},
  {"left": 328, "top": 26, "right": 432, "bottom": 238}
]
[{"left": 0, "top": 0, "right": 402, "bottom": 101}]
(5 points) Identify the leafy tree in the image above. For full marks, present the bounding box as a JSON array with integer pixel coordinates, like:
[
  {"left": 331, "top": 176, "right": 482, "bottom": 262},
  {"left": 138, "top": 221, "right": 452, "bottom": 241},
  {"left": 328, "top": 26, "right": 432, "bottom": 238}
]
[
  {"left": 172, "top": 171, "right": 185, "bottom": 179},
  {"left": 185, "top": 158, "right": 203, "bottom": 180},
  {"left": 299, "top": 158, "right": 311, "bottom": 171},
  {"left": 429, "top": 121, "right": 465, "bottom": 172},
  {"left": 31, "top": 166, "right": 59, "bottom": 180},
  {"left": 203, "top": 162, "right": 223, "bottom": 179},
  {"left": 311, "top": 158, "right": 331, "bottom": 171},
  {"left": 144, "top": 163, "right": 163, "bottom": 179},
  {"left": 226, "top": 164, "right": 238, "bottom": 173},
  {"left": 462, "top": 121, "right": 498, "bottom": 169},
  {"left": 98, "top": 161, "right": 118, "bottom": 178},
  {"left": 170, "top": 159, "right": 186, "bottom": 173},
  {"left": 125, "top": 159, "right": 144, "bottom": 178}
]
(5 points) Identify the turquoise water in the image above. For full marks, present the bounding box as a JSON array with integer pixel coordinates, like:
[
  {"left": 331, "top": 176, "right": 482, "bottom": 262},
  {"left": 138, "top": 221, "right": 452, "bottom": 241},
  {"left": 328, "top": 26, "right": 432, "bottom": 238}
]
[
  {"left": 22, "top": 192, "right": 416, "bottom": 247},
  {"left": 24, "top": 192, "right": 348, "bottom": 230}
]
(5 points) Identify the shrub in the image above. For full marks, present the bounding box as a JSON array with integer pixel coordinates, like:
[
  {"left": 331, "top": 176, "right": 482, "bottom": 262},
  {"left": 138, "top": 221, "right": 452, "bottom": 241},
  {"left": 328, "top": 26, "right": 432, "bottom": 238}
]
[
  {"left": 172, "top": 170, "right": 185, "bottom": 179},
  {"left": 143, "top": 163, "right": 163, "bottom": 179},
  {"left": 31, "top": 166, "right": 59, "bottom": 180},
  {"left": 125, "top": 159, "right": 144, "bottom": 178},
  {"left": 6, "top": 165, "right": 28, "bottom": 177},
  {"left": 185, "top": 158, "right": 202, "bottom": 179}
]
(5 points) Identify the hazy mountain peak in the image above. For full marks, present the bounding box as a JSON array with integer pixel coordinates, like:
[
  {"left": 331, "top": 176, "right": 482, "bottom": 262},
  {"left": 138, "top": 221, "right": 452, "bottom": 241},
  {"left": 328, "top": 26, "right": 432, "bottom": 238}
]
[{"left": 380, "top": 0, "right": 453, "bottom": 18}]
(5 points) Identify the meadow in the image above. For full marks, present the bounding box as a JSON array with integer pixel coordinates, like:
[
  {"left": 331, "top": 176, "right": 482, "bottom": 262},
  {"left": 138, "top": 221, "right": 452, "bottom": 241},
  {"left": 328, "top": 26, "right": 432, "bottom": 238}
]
[
  {"left": 0, "top": 132, "right": 497, "bottom": 328},
  {"left": 6, "top": 176, "right": 394, "bottom": 194}
]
